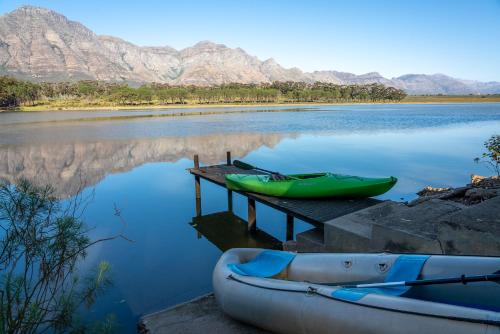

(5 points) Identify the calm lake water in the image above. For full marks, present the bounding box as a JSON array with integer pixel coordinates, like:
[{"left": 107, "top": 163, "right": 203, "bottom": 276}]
[{"left": 1, "top": 103, "right": 499, "bottom": 331}]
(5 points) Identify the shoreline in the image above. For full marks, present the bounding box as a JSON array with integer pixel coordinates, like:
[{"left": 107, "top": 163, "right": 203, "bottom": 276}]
[{"left": 3, "top": 98, "right": 500, "bottom": 113}]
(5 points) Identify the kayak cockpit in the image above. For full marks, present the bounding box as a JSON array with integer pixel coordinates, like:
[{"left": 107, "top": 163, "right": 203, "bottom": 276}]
[{"left": 287, "top": 173, "right": 328, "bottom": 180}]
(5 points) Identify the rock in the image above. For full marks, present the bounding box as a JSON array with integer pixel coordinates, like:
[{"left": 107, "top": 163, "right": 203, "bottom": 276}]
[
  {"left": 416, "top": 186, "right": 451, "bottom": 197},
  {"left": 409, "top": 186, "right": 470, "bottom": 206},
  {"left": 412, "top": 176, "right": 499, "bottom": 207},
  {"left": 464, "top": 188, "right": 499, "bottom": 204},
  {"left": 0, "top": 7, "right": 299, "bottom": 85},
  {"left": 470, "top": 175, "right": 500, "bottom": 188},
  {"left": 1, "top": 6, "right": 500, "bottom": 93},
  {"left": 436, "top": 196, "right": 500, "bottom": 255},
  {"left": 438, "top": 187, "right": 469, "bottom": 199},
  {"left": 407, "top": 197, "right": 428, "bottom": 207},
  {"left": 471, "top": 174, "right": 486, "bottom": 185}
]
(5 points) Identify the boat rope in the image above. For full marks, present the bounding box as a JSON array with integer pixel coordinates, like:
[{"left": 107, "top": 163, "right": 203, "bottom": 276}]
[{"left": 226, "top": 274, "right": 500, "bottom": 327}]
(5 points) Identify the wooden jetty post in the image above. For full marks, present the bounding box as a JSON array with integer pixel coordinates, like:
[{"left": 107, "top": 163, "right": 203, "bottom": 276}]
[
  {"left": 226, "top": 151, "right": 233, "bottom": 212},
  {"left": 189, "top": 154, "right": 381, "bottom": 242},
  {"left": 227, "top": 190, "right": 233, "bottom": 212},
  {"left": 194, "top": 155, "right": 202, "bottom": 217},
  {"left": 247, "top": 198, "right": 257, "bottom": 232},
  {"left": 286, "top": 215, "right": 294, "bottom": 241}
]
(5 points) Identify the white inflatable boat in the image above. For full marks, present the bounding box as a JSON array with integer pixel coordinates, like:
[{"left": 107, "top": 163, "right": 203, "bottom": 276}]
[{"left": 213, "top": 248, "right": 500, "bottom": 334}]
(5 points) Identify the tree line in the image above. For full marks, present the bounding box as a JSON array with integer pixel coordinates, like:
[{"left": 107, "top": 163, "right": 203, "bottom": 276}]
[{"left": 0, "top": 76, "right": 408, "bottom": 108}]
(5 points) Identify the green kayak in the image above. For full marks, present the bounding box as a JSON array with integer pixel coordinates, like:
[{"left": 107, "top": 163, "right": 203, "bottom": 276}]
[{"left": 225, "top": 173, "right": 397, "bottom": 198}]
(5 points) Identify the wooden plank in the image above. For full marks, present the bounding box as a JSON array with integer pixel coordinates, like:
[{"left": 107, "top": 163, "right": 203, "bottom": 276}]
[{"left": 188, "top": 164, "right": 381, "bottom": 227}]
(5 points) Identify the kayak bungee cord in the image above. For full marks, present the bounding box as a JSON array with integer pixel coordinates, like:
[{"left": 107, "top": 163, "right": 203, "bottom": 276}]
[{"left": 233, "top": 160, "right": 298, "bottom": 180}]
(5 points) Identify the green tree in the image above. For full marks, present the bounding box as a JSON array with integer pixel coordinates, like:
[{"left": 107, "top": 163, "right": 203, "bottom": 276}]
[
  {"left": 0, "top": 76, "right": 408, "bottom": 108},
  {"left": 0, "top": 77, "right": 41, "bottom": 107},
  {"left": 475, "top": 135, "right": 500, "bottom": 176},
  {"left": 110, "top": 87, "right": 138, "bottom": 105},
  {"left": 136, "top": 86, "right": 153, "bottom": 104},
  {"left": 0, "top": 180, "right": 126, "bottom": 333}
]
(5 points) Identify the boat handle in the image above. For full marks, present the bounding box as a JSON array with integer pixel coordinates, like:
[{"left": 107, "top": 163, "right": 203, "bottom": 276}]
[
  {"left": 378, "top": 263, "right": 389, "bottom": 272},
  {"left": 306, "top": 286, "right": 318, "bottom": 296}
]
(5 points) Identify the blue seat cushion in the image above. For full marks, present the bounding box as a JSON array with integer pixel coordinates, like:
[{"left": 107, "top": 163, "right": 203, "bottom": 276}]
[
  {"left": 332, "top": 255, "right": 430, "bottom": 302},
  {"left": 228, "top": 250, "right": 296, "bottom": 277}
]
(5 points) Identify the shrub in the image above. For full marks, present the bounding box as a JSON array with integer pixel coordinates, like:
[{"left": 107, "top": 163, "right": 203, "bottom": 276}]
[
  {"left": 0, "top": 180, "right": 125, "bottom": 333},
  {"left": 475, "top": 135, "right": 500, "bottom": 176}
]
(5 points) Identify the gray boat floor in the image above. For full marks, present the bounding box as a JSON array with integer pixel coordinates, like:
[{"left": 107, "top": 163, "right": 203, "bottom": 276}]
[{"left": 140, "top": 294, "right": 270, "bottom": 334}]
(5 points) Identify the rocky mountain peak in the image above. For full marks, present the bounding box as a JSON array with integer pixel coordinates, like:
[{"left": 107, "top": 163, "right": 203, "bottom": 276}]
[
  {"left": 190, "top": 40, "right": 227, "bottom": 50},
  {"left": 263, "top": 58, "right": 278, "bottom": 65},
  {"left": 10, "top": 5, "right": 54, "bottom": 17},
  {"left": 6, "top": 5, "right": 88, "bottom": 32},
  {"left": 360, "top": 72, "right": 383, "bottom": 78},
  {"left": 1, "top": 4, "right": 95, "bottom": 48},
  {"left": 0, "top": 6, "right": 499, "bottom": 93}
]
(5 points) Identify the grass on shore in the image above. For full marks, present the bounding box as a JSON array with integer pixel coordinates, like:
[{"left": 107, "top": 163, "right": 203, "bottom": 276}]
[
  {"left": 5, "top": 95, "right": 500, "bottom": 112},
  {"left": 11, "top": 101, "right": 315, "bottom": 112},
  {"left": 402, "top": 95, "right": 500, "bottom": 103}
]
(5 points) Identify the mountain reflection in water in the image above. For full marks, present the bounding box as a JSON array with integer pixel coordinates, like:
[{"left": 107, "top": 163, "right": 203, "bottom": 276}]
[
  {"left": 1, "top": 104, "right": 500, "bottom": 333},
  {"left": 0, "top": 132, "right": 293, "bottom": 197}
]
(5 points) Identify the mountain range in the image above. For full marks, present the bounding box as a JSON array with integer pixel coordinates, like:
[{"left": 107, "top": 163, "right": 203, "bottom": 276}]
[{"left": 1, "top": 6, "right": 499, "bottom": 95}]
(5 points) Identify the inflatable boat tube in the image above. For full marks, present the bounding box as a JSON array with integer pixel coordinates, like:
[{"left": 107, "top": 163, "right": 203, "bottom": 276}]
[{"left": 213, "top": 249, "right": 500, "bottom": 334}]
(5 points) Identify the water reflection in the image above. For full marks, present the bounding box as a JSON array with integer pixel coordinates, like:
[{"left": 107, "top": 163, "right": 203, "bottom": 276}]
[
  {"left": 1, "top": 104, "right": 500, "bottom": 332},
  {"left": 0, "top": 106, "right": 317, "bottom": 125},
  {"left": 0, "top": 132, "right": 293, "bottom": 197},
  {"left": 190, "top": 211, "right": 282, "bottom": 252},
  {"left": 2, "top": 104, "right": 500, "bottom": 145}
]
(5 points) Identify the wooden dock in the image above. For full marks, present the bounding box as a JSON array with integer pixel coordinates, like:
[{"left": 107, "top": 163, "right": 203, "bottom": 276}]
[{"left": 189, "top": 152, "right": 381, "bottom": 241}]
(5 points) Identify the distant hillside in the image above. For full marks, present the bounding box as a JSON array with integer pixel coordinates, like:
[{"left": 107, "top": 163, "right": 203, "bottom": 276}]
[{"left": 1, "top": 6, "right": 499, "bottom": 95}]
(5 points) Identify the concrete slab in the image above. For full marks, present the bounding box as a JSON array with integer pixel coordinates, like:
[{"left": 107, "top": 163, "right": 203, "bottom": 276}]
[
  {"left": 322, "top": 200, "right": 445, "bottom": 253},
  {"left": 139, "top": 294, "right": 270, "bottom": 334},
  {"left": 436, "top": 195, "right": 500, "bottom": 255},
  {"left": 319, "top": 195, "right": 500, "bottom": 255},
  {"left": 296, "top": 227, "right": 325, "bottom": 252}
]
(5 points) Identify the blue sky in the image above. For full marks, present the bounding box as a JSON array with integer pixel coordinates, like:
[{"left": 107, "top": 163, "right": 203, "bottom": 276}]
[{"left": 1, "top": 0, "right": 499, "bottom": 81}]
